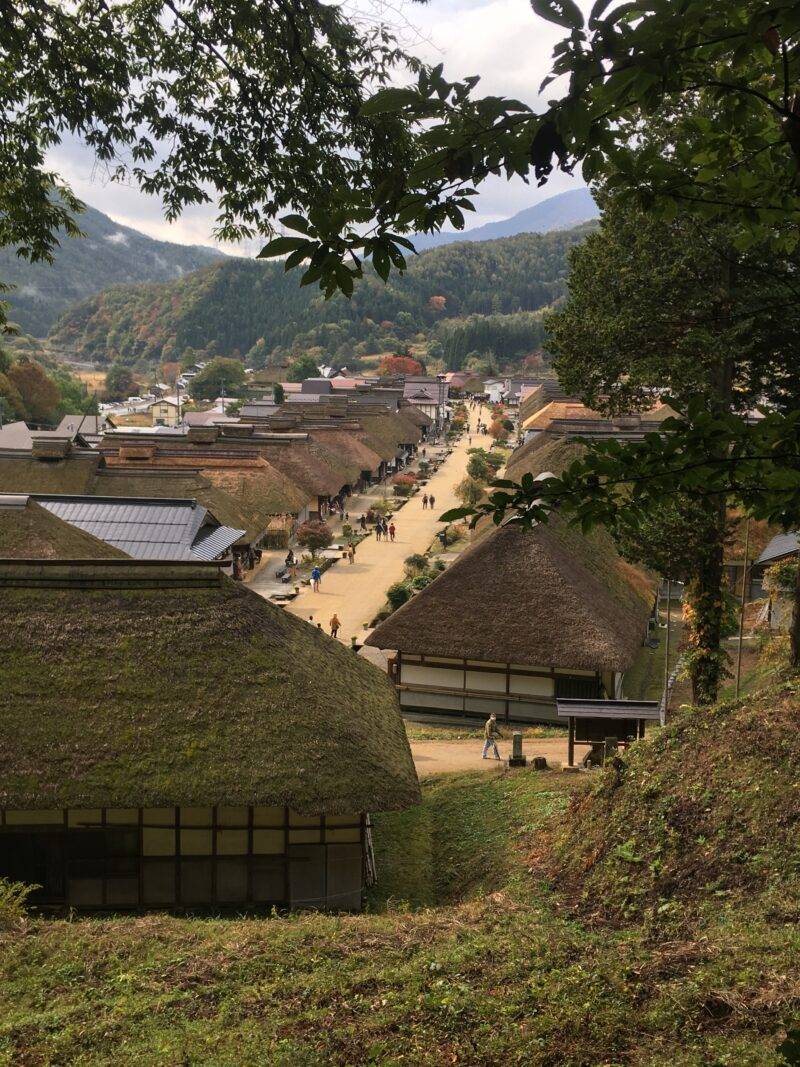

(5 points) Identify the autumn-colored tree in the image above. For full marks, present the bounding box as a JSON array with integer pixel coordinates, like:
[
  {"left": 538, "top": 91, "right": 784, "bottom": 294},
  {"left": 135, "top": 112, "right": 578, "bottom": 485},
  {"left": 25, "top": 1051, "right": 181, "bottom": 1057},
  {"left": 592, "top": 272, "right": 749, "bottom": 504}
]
[
  {"left": 0, "top": 371, "right": 28, "bottom": 420},
  {"left": 161, "top": 362, "right": 180, "bottom": 386},
  {"left": 377, "top": 355, "right": 424, "bottom": 377},
  {"left": 488, "top": 419, "right": 509, "bottom": 444},
  {"left": 428, "top": 295, "right": 446, "bottom": 312},
  {"left": 7, "top": 358, "right": 61, "bottom": 422},
  {"left": 295, "top": 520, "right": 333, "bottom": 559}
]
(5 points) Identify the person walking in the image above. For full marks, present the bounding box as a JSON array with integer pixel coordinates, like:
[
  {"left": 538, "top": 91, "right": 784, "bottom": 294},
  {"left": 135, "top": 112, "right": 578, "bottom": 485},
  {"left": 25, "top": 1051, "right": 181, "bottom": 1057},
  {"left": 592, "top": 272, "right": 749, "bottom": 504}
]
[
  {"left": 422, "top": 493, "right": 429, "bottom": 510},
  {"left": 311, "top": 564, "right": 322, "bottom": 592},
  {"left": 347, "top": 543, "right": 355, "bottom": 564},
  {"left": 482, "top": 713, "right": 503, "bottom": 760},
  {"left": 388, "top": 522, "right": 396, "bottom": 542},
  {"left": 359, "top": 514, "right": 367, "bottom": 532},
  {"left": 381, "top": 518, "right": 389, "bottom": 540},
  {"left": 428, "top": 493, "right": 436, "bottom": 512},
  {"left": 330, "top": 613, "right": 341, "bottom": 638},
  {"left": 375, "top": 521, "right": 382, "bottom": 542}
]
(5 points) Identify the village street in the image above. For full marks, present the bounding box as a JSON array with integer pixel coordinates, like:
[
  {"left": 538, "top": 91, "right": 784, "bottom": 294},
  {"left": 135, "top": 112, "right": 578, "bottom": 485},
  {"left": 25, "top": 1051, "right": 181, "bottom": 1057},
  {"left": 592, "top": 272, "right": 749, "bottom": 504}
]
[{"left": 272, "top": 413, "right": 492, "bottom": 644}]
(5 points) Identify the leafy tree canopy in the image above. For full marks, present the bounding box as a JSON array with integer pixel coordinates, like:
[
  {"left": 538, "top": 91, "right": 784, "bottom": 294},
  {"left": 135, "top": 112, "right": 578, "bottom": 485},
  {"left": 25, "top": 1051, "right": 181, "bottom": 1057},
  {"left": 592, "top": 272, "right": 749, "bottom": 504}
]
[
  {"left": 190, "top": 358, "right": 246, "bottom": 400},
  {"left": 286, "top": 354, "right": 320, "bottom": 382},
  {"left": 104, "top": 364, "right": 139, "bottom": 402},
  {"left": 378, "top": 354, "right": 424, "bottom": 376}
]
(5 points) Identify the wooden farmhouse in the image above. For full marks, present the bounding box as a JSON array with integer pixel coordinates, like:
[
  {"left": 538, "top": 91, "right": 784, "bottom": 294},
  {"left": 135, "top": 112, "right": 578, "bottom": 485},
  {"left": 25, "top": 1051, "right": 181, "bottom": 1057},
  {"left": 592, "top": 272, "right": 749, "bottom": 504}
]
[
  {"left": 0, "top": 560, "right": 419, "bottom": 911},
  {"left": 366, "top": 518, "right": 657, "bottom": 728}
]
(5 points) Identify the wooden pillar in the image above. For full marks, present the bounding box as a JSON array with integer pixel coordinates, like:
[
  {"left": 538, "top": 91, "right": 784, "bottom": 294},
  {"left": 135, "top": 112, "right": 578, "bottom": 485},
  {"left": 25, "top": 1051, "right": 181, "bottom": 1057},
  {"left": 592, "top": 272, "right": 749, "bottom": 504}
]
[{"left": 568, "top": 717, "right": 575, "bottom": 767}]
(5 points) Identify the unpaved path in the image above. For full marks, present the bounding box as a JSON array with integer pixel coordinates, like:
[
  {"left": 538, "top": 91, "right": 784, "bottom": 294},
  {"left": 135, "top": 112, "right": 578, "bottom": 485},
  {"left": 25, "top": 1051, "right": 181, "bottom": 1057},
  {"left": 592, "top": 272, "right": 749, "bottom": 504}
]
[
  {"left": 282, "top": 411, "right": 492, "bottom": 642},
  {"left": 410, "top": 737, "right": 571, "bottom": 776}
]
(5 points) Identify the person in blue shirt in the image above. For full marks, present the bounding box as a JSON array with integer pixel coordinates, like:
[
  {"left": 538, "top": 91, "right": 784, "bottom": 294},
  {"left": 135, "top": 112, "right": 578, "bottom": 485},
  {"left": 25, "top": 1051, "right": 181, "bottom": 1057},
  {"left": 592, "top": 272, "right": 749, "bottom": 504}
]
[{"left": 311, "top": 565, "right": 322, "bottom": 592}]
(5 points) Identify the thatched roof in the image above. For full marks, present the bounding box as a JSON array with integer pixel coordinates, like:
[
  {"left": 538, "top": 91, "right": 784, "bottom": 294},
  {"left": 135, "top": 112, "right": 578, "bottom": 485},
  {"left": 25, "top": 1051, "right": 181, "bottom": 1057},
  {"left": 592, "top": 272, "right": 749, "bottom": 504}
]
[
  {"left": 307, "top": 429, "right": 383, "bottom": 478},
  {"left": 358, "top": 413, "right": 421, "bottom": 461},
  {"left": 0, "top": 561, "right": 420, "bottom": 813},
  {"left": 505, "top": 434, "right": 586, "bottom": 484},
  {"left": 201, "top": 461, "right": 311, "bottom": 520},
  {"left": 366, "top": 518, "right": 656, "bottom": 672},
  {"left": 261, "top": 439, "right": 354, "bottom": 497},
  {"left": 0, "top": 450, "right": 102, "bottom": 495},
  {"left": 0, "top": 498, "right": 128, "bottom": 560}
]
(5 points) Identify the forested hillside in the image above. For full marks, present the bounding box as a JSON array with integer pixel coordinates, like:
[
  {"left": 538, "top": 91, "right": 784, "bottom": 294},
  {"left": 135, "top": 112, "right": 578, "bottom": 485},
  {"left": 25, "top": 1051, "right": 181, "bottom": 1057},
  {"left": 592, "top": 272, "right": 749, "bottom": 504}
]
[
  {"left": 0, "top": 204, "right": 224, "bottom": 336},
  {"left": 49, "top": 225, "right": 593, "bottom": 370}
]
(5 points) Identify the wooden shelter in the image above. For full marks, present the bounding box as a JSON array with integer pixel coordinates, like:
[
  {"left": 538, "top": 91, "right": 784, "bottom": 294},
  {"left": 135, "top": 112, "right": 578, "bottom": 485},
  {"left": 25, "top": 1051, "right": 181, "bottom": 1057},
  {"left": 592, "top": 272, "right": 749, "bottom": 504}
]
[
  {"left": 0, "top": 560, "right": 419, "bottom": 911},
  {"left": 556, "top": 698, "right": 663, "bottom": 766}
]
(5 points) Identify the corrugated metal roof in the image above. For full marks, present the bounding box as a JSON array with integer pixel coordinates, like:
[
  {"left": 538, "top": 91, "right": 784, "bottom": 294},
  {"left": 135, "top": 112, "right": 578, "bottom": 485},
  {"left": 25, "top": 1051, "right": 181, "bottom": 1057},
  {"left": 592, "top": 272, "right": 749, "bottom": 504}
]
[
  {"left": 756, "top": 531, "right": 799, "bottom": 565},
  {"left": 33, "top": 495, "right": 239, "bottom": 561},
  {"left": 191, "top": 525, "right": 246, "bottom": 560}
]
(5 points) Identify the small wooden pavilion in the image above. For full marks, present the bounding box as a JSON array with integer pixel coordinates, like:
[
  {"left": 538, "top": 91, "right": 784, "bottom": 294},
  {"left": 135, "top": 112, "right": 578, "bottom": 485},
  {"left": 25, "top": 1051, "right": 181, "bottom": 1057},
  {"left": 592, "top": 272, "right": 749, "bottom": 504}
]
[
  {"left": 556, "top": 698, "right": 664, "bottom": 766},
  {"left": 0, "top": 560, "right": 419, "bottom": 911}
]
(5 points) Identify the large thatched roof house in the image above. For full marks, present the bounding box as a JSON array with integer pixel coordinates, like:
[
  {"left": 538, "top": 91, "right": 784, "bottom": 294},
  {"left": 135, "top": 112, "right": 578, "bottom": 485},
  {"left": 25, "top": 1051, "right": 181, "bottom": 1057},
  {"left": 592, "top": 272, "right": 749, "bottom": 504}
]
[
  {"left": 366, "top": 517, "right": 656, "bottom": 728},
  {"left": 0, "top": 560, "right": 419, "bottom": 911}
]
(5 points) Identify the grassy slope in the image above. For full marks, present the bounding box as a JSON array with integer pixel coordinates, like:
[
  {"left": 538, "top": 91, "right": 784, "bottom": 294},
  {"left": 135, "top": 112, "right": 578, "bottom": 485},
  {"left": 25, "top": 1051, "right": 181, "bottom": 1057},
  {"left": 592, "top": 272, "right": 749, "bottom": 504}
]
[{"left": 2, "top": 679, "right": 799, "bottom": 1065}]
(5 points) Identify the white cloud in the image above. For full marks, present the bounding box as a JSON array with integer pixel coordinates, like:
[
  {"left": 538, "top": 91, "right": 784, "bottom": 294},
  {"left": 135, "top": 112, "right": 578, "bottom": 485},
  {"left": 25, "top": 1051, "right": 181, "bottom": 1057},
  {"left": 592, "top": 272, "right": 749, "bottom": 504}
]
[{"left": 46, "top": 0, "right": 588, "bottom": 248}]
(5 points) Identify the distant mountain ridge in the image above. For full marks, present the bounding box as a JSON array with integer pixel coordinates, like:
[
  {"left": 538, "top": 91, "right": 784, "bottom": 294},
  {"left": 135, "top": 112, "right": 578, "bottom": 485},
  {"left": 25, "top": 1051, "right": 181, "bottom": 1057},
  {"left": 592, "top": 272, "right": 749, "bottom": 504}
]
[
  {"left": 412, "top": 188, "right": 598, "bottom": 251},
  {"left": 0, "top": 204, "right": 225, "bottom": 336},
  {"left": 49, "top": 225, "right": 594, "bottom": 369}
]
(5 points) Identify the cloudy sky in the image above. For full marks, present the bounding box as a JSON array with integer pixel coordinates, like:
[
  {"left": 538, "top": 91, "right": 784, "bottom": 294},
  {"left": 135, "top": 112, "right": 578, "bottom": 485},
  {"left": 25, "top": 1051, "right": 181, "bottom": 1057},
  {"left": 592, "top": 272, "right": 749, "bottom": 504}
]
[{"left": 48, "top": 0, "right": 586, "bottom": 252}]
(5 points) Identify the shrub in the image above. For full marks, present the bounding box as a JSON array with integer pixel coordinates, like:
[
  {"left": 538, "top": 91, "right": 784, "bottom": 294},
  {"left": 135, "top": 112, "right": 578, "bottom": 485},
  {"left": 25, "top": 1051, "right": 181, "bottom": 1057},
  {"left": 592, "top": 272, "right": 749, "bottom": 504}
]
[
  {"left": 386, "top": 581, "right": 411, "bottom": 610},
  {"left": 763, "top": 559, "right": 798, "bottom": 597},
  {"left": 432, "top": 559, "right": 446, "bottom": 572},
  {"left": 342, "top": 523, "right": 353, "bottom": 539},
  {"left": 296, "top": 520, "right": 333, "bottom": 558},
  {"left": 393, "top": 472, "right": 416, "bottom": 486},
  {"left": 404, "top": 553, "right": 429, "bottom": 577},
  {"left": 467, "top": 453, "right": 490, "bottom": 482},
  {"left": 0, "top": 878, "right": 32, "bottom": 931},
  {"left": 394, "top": 484, "right": 412, "bottom": 498},
  {"left": 455, "top": 476, "right": 484, "bottom": 508},
  {"left": 411, "top": 574, "right": 433, "bottom": 591}
]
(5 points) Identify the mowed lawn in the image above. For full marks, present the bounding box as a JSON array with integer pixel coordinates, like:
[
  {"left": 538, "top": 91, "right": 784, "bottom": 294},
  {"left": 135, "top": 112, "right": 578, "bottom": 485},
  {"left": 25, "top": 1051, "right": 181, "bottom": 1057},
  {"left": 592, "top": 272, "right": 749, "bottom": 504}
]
[{"left": 0, "top": 769, "right": 796, "bottom": 1066}]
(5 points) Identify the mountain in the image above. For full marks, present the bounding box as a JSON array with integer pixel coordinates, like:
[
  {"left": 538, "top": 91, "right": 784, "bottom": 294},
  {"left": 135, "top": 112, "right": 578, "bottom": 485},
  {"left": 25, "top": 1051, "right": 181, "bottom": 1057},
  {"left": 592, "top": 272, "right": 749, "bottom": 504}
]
[
  {"left": 48, "top": 225, "right": 594, "bottom": 369},
  {"left": 412, "top": 188, "right": 598, "bottom": 251},
  {"left": 0, "top": 204, "right": 225, "bottom": 336}
]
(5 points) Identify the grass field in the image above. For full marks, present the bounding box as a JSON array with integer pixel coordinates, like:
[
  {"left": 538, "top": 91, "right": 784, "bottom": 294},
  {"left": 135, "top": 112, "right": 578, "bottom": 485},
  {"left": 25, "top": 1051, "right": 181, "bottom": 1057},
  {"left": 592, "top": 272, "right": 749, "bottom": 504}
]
[
  {"left": 1, "top": 740, "right": 797, "bottom": 1065},
  {"left": 74, "top": 369, "right": 107, "bottom": 394}
]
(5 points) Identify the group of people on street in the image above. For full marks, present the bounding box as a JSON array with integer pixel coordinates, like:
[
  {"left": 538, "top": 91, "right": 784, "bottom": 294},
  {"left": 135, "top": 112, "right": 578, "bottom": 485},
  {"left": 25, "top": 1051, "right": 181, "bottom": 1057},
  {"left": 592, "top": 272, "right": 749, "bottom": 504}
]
[
  {"left": 375, "top": 519, "right": 396, "bottom": 542},
  {"left": 421, "top": 493, "right": 436, "bottom": 510}
]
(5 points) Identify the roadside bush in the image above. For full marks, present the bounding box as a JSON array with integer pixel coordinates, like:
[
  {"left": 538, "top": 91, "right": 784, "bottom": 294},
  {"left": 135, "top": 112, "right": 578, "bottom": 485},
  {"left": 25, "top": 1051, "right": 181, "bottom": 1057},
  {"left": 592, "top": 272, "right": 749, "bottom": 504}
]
[
  {"left": 296, "top": 520, "right": 333, "bottom": 559},
  {"left": 393, "top": 483, "right": 412, "bottom": 498},
  {"left": 386, "top": 581, "right": 411, "bottom": 610},
  {"left": 411, "top": 574, "right": 433, "bottom": 591},
  {"left": 0, "top": 878, "right": 32, "bottom": 931},
  {"left": 467, "top": 453, "right": 490, "bottom": 482},
  {"left": 392, "top": 472, "right": 416, "bottom": 486},
  {"left": 404, "top": 553, "right": 429, "bottom": 577}
]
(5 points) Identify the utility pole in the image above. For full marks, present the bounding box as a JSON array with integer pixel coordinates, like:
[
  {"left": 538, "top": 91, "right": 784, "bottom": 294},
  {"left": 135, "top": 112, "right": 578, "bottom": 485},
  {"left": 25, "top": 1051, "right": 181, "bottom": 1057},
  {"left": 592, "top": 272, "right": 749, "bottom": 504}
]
[
  {"left": 663, "top": 579, "right": 671, "bottom": 717},
  {"left": 735, "top": 518, "right": 751, "bottom": 699}
]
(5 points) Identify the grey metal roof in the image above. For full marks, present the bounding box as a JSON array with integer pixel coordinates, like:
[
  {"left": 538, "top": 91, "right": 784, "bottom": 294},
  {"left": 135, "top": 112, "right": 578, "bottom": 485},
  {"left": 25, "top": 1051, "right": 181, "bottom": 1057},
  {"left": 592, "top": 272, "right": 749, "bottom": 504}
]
[
  {"left": 756, "top": 531, "right": 799, "bottom": 566},
  {"left": 33, "top": 495, "right": 241, "bottom": 561},
  {"left": 556, "top": 698, "right": 662, "bottom": 721},
  {"left": 191, "top": 524, "right": 246, "bottom": 561}
]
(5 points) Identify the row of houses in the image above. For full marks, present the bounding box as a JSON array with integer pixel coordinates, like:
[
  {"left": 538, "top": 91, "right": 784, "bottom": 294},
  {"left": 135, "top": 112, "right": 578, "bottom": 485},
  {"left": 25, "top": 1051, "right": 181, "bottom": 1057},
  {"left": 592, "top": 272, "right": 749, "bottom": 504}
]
[{"left": 0, "top": 378, "right": 438, "bottom": 910}]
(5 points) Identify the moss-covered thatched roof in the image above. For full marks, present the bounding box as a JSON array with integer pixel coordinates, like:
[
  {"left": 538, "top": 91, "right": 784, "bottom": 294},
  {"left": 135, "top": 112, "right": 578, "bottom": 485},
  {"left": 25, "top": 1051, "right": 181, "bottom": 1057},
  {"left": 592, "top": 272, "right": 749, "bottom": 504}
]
[
  {"left": 0, "top": 561, "right": 420, "bottom": 813},
  {"left": 504, "top": 434, "right": 587, "bottom": 484},
  {"left": 0, "top": 499, "right": 128, "bottom": 560},
  {"left": 199, "top": 459, "right": 311, "bottom": 519},
  {"left": 358, "top": 414, "right": 421, "bottom": 461},
  {"left": 0, "top": 451, "right": 102, "bottom": 495},
  {"left": 308, "top": 429, "right": 383, "bottom": 478},
  {"left": 262, "top": 439, "right": 354, "bottom": 497},
  {"left": 367, "top": 518, "right": 656, "bottom": 672}
]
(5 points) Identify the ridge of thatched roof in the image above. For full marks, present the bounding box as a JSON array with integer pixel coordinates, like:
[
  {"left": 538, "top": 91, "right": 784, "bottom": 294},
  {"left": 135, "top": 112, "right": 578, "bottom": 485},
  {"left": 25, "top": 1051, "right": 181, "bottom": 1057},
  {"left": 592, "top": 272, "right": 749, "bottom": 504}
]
[
  {"left": 366, "top": 517, "right": 656, "bottom": 672},
  {"left": 0, "top": 499, "right": 128, "bottom": 560},
  {"left": 0, "top": 561, "right": 420, "bottom": 813},
  {"left": 358, "top": 413, "right": 421, "bottom": 461}
]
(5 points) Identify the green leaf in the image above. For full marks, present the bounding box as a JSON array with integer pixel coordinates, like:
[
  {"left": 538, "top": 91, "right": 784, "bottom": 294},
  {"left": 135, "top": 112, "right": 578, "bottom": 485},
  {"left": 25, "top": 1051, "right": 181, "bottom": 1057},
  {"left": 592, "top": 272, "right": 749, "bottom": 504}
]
[
  {"left": 439, "top": 507, "right": 472, "bottom": 522},
  {"left": 531, "top": 0, "right": 583, "bottom": 30},
  {"left": 257, "top": 236, "right": 311, "bottom": 259},
  {"left": 279, "top": 214, "right": 313, "bottom": 235},
  {"left": 360, "top": 87, "right": 420, "bottom": 117}
]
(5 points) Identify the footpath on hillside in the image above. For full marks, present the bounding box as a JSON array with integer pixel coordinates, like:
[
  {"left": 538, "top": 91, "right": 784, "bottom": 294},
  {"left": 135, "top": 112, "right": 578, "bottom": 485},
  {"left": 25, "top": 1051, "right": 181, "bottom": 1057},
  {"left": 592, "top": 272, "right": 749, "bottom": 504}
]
[{"left": 278, "top": 414, "right": 492, "bottom": 643}]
